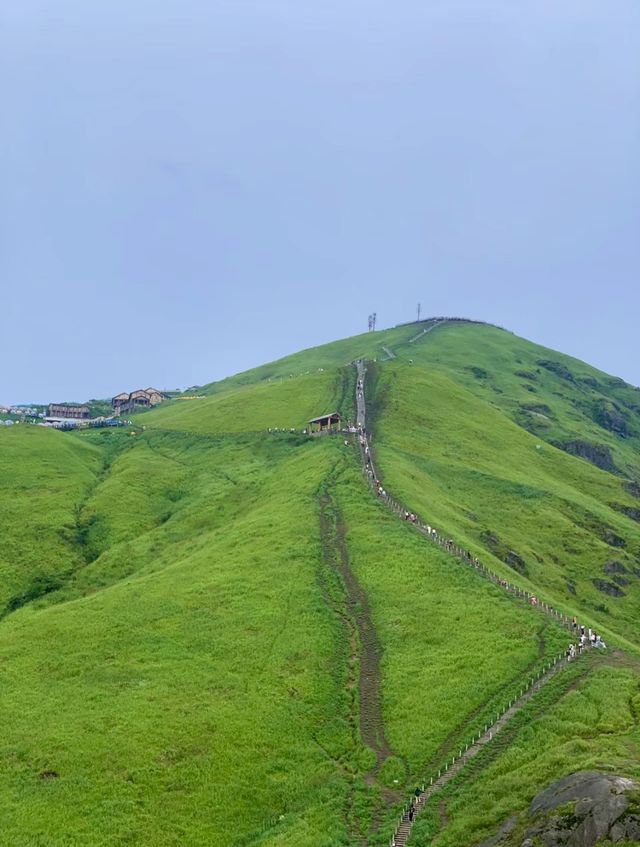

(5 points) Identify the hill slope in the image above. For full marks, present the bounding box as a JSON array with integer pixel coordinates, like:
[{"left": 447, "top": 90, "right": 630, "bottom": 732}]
[{"left": 1, "top": 318, "right": 639, "bottom": 847}]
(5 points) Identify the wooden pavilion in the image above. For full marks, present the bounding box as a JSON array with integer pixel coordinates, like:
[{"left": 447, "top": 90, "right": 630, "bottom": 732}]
[{"left": 308, "top": 412, "right": 341, "bottom": 436}]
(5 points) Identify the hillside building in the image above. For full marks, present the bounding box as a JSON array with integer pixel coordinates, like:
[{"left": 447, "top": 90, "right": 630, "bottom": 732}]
[
  {"left": 112, "top": 387, "right": 168, "bottom": 415},
  {"left": 47, "top": 403, "right": 91, "bottom": 420}
]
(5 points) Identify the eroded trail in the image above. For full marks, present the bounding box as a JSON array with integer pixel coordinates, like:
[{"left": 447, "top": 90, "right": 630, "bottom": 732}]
[{"left": 318, "top": 492, "right": 395, "bottom": 769}]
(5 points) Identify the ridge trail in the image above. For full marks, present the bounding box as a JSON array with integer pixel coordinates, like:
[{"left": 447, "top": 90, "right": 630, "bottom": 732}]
[{"left": 407, "top": 319, "right": 447, "bottom": 345}]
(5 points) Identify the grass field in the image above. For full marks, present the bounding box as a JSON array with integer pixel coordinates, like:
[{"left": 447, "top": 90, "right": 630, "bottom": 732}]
[
  {"left": 0, "top": 434, "right": 358, "bottom": 846},
  {"left": 2, "top": 319, "right": 640, "bottom": 845}
]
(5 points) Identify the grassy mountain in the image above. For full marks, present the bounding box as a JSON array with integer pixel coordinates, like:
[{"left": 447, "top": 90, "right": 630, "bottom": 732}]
[{"left": 1, "top": 318, "right": 639, "bottom": 846}]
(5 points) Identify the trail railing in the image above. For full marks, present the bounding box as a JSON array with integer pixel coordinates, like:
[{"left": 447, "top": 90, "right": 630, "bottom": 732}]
[{"left": 354, "top": 360, "right": 591, "bottom": 847}]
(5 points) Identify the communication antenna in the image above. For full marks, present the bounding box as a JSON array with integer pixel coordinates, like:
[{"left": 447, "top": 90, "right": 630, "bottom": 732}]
[
  {"left": 417, "top": 302, "right": 421, "bottom": 323},
  {"left": 372, "top": 312, "right": 377, "bottom": 331},
  {"left": 367, "top": 314, "right": 372, "bottom": 332}
]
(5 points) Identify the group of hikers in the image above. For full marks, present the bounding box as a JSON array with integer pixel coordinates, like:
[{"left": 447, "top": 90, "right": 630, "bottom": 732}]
[
  {"left": 565, "top": 628, "right": 606, "bottom": 660},
  {"left": 572, "top": 620, "right": 606, "bottom": 649}
]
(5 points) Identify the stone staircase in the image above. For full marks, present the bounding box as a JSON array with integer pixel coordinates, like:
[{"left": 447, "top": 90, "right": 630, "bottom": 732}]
[{"left": 353, "top": 360, "right": 589, "bottom": 847}]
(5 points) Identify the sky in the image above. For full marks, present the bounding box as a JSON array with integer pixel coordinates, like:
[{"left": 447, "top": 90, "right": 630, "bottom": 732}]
[{"left": 1, "top": 0, "right": 639, "bottom": 404}]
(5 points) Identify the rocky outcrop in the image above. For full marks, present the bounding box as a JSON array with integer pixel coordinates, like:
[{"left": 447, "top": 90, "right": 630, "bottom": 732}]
[
  {"left": 610, "top": 502, "right": 640, "bottom": 523},
  {"left": 480, "top": 530, "right": 529, "bottom": 577},
  {"left": 592, "top": 578, "right": 626, "bottom": 597},
  {"left": 505, "top": 550, "right": 528, "bottom": 575},
  {"left": 474, "top": 773, "right": 640, "bottom": 847},
  {"left": 537, "top": 360, "right": 575, "bottom": 382},
  {"left": 551, "top": 440, "right": 619, "bottom": 474},
  {"left": 523, "top": 771, "right": 640, "bottom": 846},
  {"left": 600, "top": 526, "right": 626, "bottom": 548},
  {"left": 603, "top": 561, "right": 628, "bottom": 575},
  {"left": 467, "top": 366, "right": 490, "bottom": 380},
  {"left": 624, "top": 480, "right": 640, "bottom": 499},
  {"left": 592, "top": 400, "right": 632, "bottom": 438}
]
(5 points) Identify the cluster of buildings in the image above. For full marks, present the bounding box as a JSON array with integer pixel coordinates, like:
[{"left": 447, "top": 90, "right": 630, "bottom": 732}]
[
  {"left": 1, "top": 387, "right": 171, "bottom": 431},
  {"left": 0, "top": 405, "right": 45, "bottom": 426},
  {"left": 43, "top": 387, "right": 168, "bottom": 424}
]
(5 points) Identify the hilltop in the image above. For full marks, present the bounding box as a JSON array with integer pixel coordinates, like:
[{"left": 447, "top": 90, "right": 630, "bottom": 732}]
[{"left": 1, "top": 318, "right": 640, "bottom": 847}]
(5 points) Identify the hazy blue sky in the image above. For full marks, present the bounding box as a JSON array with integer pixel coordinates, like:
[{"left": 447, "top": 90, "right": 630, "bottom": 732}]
[{"left": 2, "top": 1, "right": 638, "bottom": 404}]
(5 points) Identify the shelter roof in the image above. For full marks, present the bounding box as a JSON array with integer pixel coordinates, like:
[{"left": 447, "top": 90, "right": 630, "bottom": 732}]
[{"left": 308, "top": 412, "right": 341, "bottom": 424}]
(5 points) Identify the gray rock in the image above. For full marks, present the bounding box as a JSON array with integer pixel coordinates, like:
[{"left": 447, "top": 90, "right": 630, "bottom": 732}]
[
  {"left": 523, "top": 771, "right": 637, "bottom": 847},
  {"left": 592, "top": 578, "right": 625, "bottom": 598},
  {"left": 472, "top": 815, "right": 518, "bottom": 847}
]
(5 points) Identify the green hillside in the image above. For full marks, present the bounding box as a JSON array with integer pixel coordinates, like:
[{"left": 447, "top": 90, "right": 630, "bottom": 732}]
[
  {"left": 1, "top": 318, "right": 640, "bottom": 846},
  {"left": 0, "top": 427, "right": 102, "bottom": 615}
]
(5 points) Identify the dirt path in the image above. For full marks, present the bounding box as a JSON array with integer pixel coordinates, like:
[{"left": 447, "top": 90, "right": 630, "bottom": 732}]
[
  {"left": 319, "top": 492, "right": 395, "bottom": 767},
  {"left": 336, "top": 510, "right": 396, "bottom": 766},
  {"left": 318, "top": 490, "right": 404, "bottom": 842}
]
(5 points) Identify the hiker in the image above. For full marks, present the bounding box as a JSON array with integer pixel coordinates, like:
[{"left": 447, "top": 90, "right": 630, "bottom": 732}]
[
  {"left": 572, "top": 616, "right": 577, "bottom": 629},
  {"left": 408, "top": 806, "right": 414, "bottom": 822}
]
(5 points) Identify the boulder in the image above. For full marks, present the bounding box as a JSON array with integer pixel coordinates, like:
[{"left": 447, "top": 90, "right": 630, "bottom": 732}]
[{"left": 524, "top": 771, "right": 638, "bottom": 847}]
